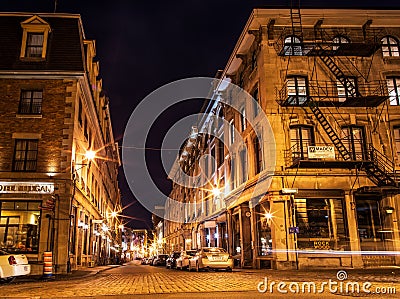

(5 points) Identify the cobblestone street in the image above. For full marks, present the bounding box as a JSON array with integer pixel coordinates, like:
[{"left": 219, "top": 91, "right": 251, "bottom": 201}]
[{"left": 0, "top": 261, "right": 399, "bottom": 298}]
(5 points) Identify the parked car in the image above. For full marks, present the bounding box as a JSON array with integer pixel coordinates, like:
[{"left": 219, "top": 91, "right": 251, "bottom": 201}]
[
  {"left": 175, "top": 250, "right": 197, "bottom": 270},
  {"left": 140, "top": 257, "right": 148, "bottom": 265},
  {"left": 166, "top": 252, "right": 181, "bottom": 269},
  {"left": 146, "top": 256, "right": 155, "bottom": 265},
  {"left": 152, "top": 254, "right": 168, "bottom": 266},
  {"left": 188, "top": 247, "right": 233, "bottom": 272},
  {"left": 0, "top": 250, "right": 31, "bottom": 283}
]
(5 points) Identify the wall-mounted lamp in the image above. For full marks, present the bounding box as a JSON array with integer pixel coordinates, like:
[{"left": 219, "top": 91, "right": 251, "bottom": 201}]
[{"left": 383, "top": 206, "right": 395, "bottom": 215}]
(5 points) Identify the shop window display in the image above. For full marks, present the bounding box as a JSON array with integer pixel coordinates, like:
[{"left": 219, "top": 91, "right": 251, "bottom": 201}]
[{"left": 0, "top": 201, "right": 40, "bottom": 253}]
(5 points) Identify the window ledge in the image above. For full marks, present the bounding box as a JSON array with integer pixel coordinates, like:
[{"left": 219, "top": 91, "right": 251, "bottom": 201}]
[
  {"left": 16, "top": 114, "right": 42, "bottom": 119},
  {"left": 19, "top": 57, "right": 46, "bottom": 62}
]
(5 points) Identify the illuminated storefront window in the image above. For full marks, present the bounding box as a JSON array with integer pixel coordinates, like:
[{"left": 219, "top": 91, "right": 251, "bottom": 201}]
[
  {"left": 256, "top": 202, "right": 272, "bottom": 256},
  {"left": 295, "top": 198, "right": 348, "bottom": 250},
  {"left": 0, "top": 201, "right": 41, "bottom": 253}
]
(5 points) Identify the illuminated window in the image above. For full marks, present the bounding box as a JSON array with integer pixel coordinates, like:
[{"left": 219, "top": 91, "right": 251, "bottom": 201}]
[
  {"left": 283, "top": 35, "right": 302, "bottom": 56},
  {"left": 337, "top": 77, "right": 357, "bottom": 101},
  {"left": 287, "top": 76, "right": 308, "bottom": 105},
  {"left": 290, "top": 126, "right": 314, "bottom": 162},
  {"left": 332, "top": 35, "right": 350, "bottom": 51},
  {"left": 0, "top": 201, "right": 41, "bottom": 254},
  {"left": 295, "top": 198, "right": 347, "bottom": 250},
  {"left": 381, "top": 36, "right": 400, "bottom": 57},
  {"left": 20, "top": 16, "right": 51, "bottom": 60},
  {"left": 12, "top": 139, "right": 38, "bottom": 172},
  {"left": 18, "top": 90, "right": 43, "bottom": 114},
  {"left": 387, "top": 77, "right": 400, "bottom": 106}
]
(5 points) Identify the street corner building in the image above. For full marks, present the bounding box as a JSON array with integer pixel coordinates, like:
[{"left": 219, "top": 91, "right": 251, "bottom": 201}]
[
  {"left": 164, "top": 8, "right": 400, "bottom": 270},
  {"left": 0, "top": 13, "right": 122, "bottom": 274}
]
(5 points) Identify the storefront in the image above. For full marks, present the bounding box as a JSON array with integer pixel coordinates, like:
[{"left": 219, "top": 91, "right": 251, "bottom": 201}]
[{"left": 0, "top": 181, "right": 55, "bottom": 274}]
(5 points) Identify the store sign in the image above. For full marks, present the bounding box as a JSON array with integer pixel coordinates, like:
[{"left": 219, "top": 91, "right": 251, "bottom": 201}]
[
  {"left": 308, "top": 146, "right": 335, "bottom": 159},
  {"left": 0, "top": 182, "right": 54, "bottom": 194}
]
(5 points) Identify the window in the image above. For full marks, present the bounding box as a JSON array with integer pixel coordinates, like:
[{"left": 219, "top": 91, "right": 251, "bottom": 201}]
[
  {"left": 332, "top": 35, "right": 350, "bottom": 51},
  {"left": 25, "top": 33, "right": 44, "bottom": 58},
  {"left": 217, "top": 137, "right": 224, "bottom": 168},
  {"left": 240, "top": 106, "right": 247, "bottom": 131},
  {"left": 394, "top": 126, "right": 400, "bottom": 159},
  {"left": 287, "top": 76, "right": 308, "bottom": 105},
  {"left": 228, "top": 119, "right": 235, "bottom": 145},
  {"left": 381, "top": 36, "right": 400, "bottom": 57},
  {"left": 254, "top": 137, "right": 263, "bottom": 174},
  {"left": 239, "top": 149, "right": 248, "bottom": 184},
  {"left": 78, "top": 99, "right": 82, "bottom": 126},
  {"left": 296, "top": 198, "right": 347, "bottom": 250},
  {"left": 290, "top": 126, "right": 314, "bottom": 162},
  {"left": 18, "top": 90, "right": 43, "bottom": 114},
  {"left": 387, "top": 77, "right": 400, "bottom": 106},
  {"left": 252, "top": 87, "right": 260, "bottom": 117},
  {"left": 0, "top": 201, "right": 40, "bottom": 253},
  {"left": 341, "top": 126, "right": 366, "bottom": 160},
  {"left": 20, "top": 16, "right": 51, "bottom": 60},
  {"left": 13, "top": 139, "right": 38, "bottom": 171},
  {"left": 256, "top": 201, "right": 272, "bottom": 256},
  {"left": 229, "top": 157, "right": 235, "bottom": 190},
  {"left": 337, "top": 77, "right": 357, "bottom": 101},
  {"left": 283, "top": 35, "right": 302, "bottom": 56}
]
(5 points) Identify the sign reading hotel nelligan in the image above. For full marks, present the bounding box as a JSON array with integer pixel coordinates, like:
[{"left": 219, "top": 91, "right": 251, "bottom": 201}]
[{"left": 0, "top": 182, "right": 54, "bottom": 194}]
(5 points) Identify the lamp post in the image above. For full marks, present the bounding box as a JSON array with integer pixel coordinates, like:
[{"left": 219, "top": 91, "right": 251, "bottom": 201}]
[{"left": 66, "top": 149, "right": 95, "bottom": 273}]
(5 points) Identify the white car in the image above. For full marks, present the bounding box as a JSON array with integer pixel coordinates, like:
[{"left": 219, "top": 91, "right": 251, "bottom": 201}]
[
  {"left": 0, "top": 250, "right": 31, "bottom": 283},
  {"left": 188, "top": 247, "right": 233, "bottom": 272},
  {"left": 175, "top": 250, "right": 196, "bottom": 270}
]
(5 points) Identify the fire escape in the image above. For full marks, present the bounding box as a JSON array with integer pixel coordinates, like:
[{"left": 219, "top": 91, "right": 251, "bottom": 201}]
[{"left": 276, "top": 8, "right": 398, "bottom": 189}]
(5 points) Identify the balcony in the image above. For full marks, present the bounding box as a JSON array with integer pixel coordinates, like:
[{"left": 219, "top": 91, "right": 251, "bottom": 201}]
[
  {"left": 277, "top": 80, "right": 389, "bottom": 107},
  {"left": 274, "top": 28, "right": 381, "bottom": 57},
  {"left": 284, "top": 142, "right": 367, "bottom": 169}
]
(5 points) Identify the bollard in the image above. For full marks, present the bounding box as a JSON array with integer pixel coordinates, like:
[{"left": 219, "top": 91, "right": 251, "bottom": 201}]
[{"left": 43, "top": 251, "right": 53, "bottom": 279}]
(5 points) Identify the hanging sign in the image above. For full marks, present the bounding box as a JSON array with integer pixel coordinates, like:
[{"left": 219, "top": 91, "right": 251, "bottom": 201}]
[{"left": 308, "top": 146, "right": 335, "bottom": 159}]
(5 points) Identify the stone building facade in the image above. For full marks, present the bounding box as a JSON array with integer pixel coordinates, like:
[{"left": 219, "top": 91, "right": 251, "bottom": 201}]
[
  {"left": 165, "top": 8, "right": 400, "bottom": 269},
  {"left": 0, "top": 13, "right": 121, "bottom": 274}
]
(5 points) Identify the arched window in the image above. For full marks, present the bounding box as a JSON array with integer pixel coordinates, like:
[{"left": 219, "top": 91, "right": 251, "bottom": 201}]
[
  {"left": 283, "top": 35, "right": 302, "bottom": 56},
  {"left": 381, "top": 36, "right": 400, "bottom": 57},
  {"left": 332, "top": 35, "right": 350, "bottom": 51}
]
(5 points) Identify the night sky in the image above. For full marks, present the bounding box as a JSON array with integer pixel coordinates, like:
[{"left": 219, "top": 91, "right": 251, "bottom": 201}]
[{"left": 2, "top": 0, "right": 399, "bottom": 229}]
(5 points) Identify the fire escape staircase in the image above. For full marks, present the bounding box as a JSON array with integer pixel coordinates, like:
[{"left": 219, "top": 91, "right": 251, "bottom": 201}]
[
  {"left": 317, "top": 52, "right": 360, "bottom": 98},
  {"left": 287, "top": 8, "right": 398, "bottom": 188},
  {"left": 307, "top": 98, "right": 398, "bottom": 188},
  {"left": 307, "top": 99, "right": 352, "bottom": 161}
]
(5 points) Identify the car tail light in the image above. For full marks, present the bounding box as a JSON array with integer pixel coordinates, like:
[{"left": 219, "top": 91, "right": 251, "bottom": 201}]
[{"left": 8, "top": 256, "right": 17, "bottom": 265}]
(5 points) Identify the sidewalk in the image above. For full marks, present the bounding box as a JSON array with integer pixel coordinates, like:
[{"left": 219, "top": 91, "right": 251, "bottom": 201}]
[{"left": 12, "top": 264, "right": 121, "bottom": 283}]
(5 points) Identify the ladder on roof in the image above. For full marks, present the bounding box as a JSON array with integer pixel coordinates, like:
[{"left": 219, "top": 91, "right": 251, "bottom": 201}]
[{"left": 290, "top": 1, "right": 303, "bottom": 40}]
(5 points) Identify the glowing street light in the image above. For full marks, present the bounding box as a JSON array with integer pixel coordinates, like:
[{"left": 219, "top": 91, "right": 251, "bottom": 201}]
[
  {"left": 212, "top": 187, "right": 221, "bottom": 197},
  {"left": 85, "top": 149, "right": 96, "bottom": 161},
  {"left": 265, "top": 212, "right": 273, "bottom": 221}
]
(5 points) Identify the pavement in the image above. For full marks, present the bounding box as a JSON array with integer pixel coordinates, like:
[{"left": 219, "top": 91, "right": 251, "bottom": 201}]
[
  {"left": 12, "top": 261, "right": 400, "bottom": 284},
  {"left": 12, "top": 264, "right": 122, "bottom": 283}
]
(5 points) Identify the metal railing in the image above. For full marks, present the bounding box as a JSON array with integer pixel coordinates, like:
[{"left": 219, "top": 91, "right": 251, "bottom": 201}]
[{"left": 277, "top": 80, "right": 389, "bottom": 105}]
